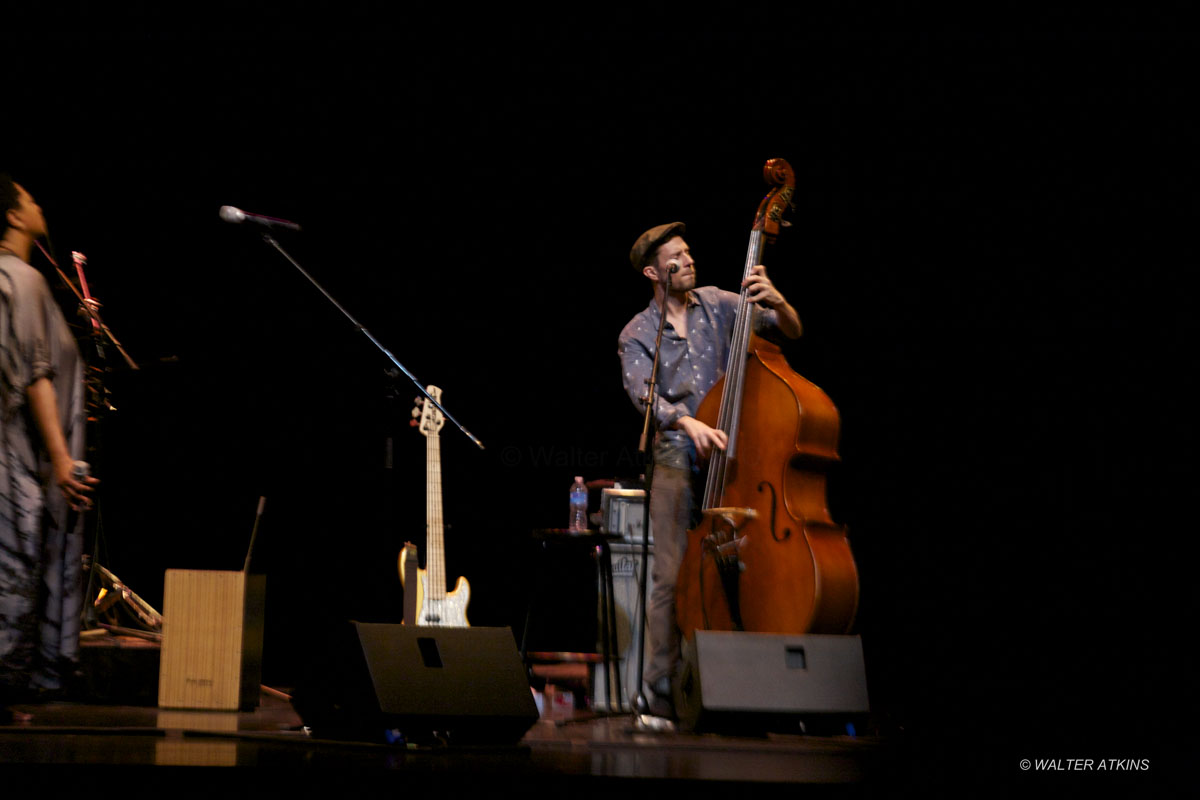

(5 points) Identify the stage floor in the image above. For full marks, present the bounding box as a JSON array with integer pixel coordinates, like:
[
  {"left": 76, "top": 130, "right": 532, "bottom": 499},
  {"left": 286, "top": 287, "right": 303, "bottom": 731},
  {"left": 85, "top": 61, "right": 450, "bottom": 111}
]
[
  {"left": 1, "top": 631, "right": 906, "bottom": 797},
  {"left": 3, "top": 687, "right": 891, "bottom": 797}
]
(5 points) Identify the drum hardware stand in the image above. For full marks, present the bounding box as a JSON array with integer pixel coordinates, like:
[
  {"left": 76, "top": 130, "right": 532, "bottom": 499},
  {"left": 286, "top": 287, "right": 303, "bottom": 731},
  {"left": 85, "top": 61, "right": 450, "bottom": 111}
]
[{"left": 82, "top": 555, "right": 163, "bottom": 640}]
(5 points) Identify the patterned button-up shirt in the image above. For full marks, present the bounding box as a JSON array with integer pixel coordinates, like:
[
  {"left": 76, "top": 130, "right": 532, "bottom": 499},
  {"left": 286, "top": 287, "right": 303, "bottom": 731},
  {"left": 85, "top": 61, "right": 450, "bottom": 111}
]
[{"left": 617, "top": 286, "right": 778, "bottom": 470}]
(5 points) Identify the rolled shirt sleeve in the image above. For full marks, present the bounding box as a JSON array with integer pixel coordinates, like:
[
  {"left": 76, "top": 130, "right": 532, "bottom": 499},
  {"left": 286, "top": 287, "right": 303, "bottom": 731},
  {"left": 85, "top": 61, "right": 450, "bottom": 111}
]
[{"left": 1, "top": 259, "right": 55, "bottom": 419}]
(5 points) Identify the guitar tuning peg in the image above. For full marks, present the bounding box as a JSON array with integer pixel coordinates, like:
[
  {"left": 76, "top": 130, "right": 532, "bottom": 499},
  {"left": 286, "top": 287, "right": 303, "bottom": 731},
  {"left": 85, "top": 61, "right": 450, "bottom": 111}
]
[
  {"left": 409, "top": 419, "right": 419, "bottom": 427},
  {"left": 411, "top": 406, "right": 421, "bottom": 417}
]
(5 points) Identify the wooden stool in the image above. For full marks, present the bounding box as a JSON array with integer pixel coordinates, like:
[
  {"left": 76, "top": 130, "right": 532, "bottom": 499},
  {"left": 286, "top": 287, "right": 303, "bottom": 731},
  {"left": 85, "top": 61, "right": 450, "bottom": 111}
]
[{"left": 525, "top": 651, "right": 602, "bottom": 709}]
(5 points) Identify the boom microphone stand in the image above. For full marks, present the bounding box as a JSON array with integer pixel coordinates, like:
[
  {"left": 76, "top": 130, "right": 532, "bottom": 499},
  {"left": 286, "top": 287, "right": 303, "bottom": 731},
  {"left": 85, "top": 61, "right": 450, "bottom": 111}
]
[
  {"left": 632, "top": 263, "right": 675, "bottom": 724},
  {"left": 251, "top": 229, "right": 485, "bottom": 451}
]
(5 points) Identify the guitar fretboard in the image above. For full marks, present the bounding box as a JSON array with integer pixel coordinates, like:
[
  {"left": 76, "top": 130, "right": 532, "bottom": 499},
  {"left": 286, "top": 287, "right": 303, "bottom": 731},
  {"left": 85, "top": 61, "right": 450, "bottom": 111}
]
[{"left": 426, "top": 428, "right": 445, "bottom": 602}]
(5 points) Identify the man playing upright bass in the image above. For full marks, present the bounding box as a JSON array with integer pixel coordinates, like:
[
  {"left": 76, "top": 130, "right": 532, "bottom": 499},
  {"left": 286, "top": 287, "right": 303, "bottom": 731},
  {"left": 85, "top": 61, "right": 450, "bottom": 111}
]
[{"left": 617, "top": 221, "right": 802, "bottom": 719}]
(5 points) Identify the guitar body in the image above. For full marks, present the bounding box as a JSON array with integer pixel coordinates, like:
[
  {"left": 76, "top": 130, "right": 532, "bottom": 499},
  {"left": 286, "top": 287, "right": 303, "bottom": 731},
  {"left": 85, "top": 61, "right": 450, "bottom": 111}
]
[{"left": 399, "top": 546, "right": 471, "bottom": 627}]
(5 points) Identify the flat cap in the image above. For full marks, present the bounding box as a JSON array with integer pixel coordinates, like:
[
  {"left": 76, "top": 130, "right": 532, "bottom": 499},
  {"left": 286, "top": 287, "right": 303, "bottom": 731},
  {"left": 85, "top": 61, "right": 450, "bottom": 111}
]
[{"left": 629, "top": 221, "right": 686, "bottom": 271}]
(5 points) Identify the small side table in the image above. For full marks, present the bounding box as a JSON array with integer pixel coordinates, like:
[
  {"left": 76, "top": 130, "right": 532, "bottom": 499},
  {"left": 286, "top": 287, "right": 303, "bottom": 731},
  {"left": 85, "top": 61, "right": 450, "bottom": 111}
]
[{"left": 521, "top": 528, "right": 622, "bottom": 713}]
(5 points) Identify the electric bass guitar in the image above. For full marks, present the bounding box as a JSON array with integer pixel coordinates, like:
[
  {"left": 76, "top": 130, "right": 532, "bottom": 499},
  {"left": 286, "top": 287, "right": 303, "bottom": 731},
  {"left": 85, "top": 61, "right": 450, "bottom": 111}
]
[{"left": 398, "top": 385, "right": 470, "bottom": 626}]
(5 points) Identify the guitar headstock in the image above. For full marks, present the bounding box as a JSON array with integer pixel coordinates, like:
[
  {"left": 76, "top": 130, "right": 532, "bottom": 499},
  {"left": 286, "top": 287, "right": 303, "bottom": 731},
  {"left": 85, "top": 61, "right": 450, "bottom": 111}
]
[{"left": 413, "top": 385, "right": 446, "bottom": 437}]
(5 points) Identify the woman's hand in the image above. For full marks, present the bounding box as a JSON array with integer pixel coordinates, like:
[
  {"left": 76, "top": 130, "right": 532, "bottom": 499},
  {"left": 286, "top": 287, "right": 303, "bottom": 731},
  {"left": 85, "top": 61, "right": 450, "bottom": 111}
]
[{"left": 53, "top": 456, "right": 99, "bottom": 511}]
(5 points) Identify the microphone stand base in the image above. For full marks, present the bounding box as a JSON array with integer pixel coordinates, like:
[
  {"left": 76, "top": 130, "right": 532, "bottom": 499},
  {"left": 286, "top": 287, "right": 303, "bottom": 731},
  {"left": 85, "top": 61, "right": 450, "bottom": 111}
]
[{"left": 633, "top": 713, "right": 677, "bottom": 733}]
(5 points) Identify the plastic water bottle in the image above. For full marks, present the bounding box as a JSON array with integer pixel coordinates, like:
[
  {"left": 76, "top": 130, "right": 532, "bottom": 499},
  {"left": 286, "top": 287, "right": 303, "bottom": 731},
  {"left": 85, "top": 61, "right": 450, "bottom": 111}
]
[{"left": 568, "top": 476, "right": 588, "bottom": 531}]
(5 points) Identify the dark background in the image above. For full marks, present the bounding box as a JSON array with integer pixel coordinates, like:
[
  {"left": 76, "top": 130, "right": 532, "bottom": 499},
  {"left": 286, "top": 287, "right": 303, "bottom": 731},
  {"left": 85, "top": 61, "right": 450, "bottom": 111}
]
[{"left": 9, "top": 8, "right": 1195, "bottom": 773}]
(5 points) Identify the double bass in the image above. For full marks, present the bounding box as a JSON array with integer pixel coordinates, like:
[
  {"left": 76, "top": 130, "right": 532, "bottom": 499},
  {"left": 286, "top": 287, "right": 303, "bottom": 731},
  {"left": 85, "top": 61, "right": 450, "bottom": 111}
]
[{"left": 675, "top": 158, "right": 859, "bottom": 639}]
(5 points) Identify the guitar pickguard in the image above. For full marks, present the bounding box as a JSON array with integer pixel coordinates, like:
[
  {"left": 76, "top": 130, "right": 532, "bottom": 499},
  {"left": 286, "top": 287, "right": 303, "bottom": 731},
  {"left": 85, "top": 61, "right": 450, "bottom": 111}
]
[
  {"left": 415, "top": 571, "right": 471, "bottom": 627},
  {"left": 399, "top": 546, "right": 471, "bottom": 628}
]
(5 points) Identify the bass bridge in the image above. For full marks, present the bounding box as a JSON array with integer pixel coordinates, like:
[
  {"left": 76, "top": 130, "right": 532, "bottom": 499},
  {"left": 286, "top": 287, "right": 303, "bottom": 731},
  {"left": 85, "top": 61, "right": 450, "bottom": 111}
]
[{"left": 700, "top": 507, "right": 757, "bottom": 630}]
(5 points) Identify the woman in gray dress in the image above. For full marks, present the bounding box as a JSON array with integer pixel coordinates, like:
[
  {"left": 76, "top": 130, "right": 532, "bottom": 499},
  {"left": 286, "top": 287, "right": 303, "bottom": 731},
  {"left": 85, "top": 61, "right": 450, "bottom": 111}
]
[{"left": 1, "top": 175, "right": 97, "bottom": 722}]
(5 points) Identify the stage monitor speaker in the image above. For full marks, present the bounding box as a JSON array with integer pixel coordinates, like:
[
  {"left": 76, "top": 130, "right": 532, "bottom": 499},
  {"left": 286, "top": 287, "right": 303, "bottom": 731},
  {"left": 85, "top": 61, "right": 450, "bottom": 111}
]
[
  {"left": 677, "top": 631, "right": 869, "bottom": 735},
  {"left": 157, "top": 569, "right": 265, "bottom": 711},
  {"left": 291, "top": 623, "right": 538, "bottom": 745}
]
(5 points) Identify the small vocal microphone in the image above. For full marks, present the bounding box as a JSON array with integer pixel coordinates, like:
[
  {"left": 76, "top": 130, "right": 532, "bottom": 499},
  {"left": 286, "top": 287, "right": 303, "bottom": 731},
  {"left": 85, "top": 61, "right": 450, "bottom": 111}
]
[
  {"left": 667, "top": 259, "right": 681, "bottom": 274},
  {"left": 219, "top": 206, "right": 302, "bottom": 232}
]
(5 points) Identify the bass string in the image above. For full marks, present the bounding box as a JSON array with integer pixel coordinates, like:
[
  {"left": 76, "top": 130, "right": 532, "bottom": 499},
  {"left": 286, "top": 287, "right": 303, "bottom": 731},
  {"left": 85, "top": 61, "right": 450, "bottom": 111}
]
[{"left": 703, "top": 229, "right": 763, "bottom": 509}]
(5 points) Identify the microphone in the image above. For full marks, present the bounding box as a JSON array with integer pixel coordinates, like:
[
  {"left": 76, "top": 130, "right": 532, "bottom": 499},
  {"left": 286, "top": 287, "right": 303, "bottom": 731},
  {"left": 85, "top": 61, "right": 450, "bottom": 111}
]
[
  {"left": 219, "top": 206, "right": 302, "bottom": 232},
  {"left": 666, "top": 259, "right": 681, "bottom": 274}
]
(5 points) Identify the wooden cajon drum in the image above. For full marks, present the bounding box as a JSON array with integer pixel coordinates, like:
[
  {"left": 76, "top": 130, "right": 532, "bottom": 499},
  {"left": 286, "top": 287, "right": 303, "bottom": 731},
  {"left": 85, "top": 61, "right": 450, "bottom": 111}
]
[{"left": 157, "top": 569, "right": 266, "bottom": 710}]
